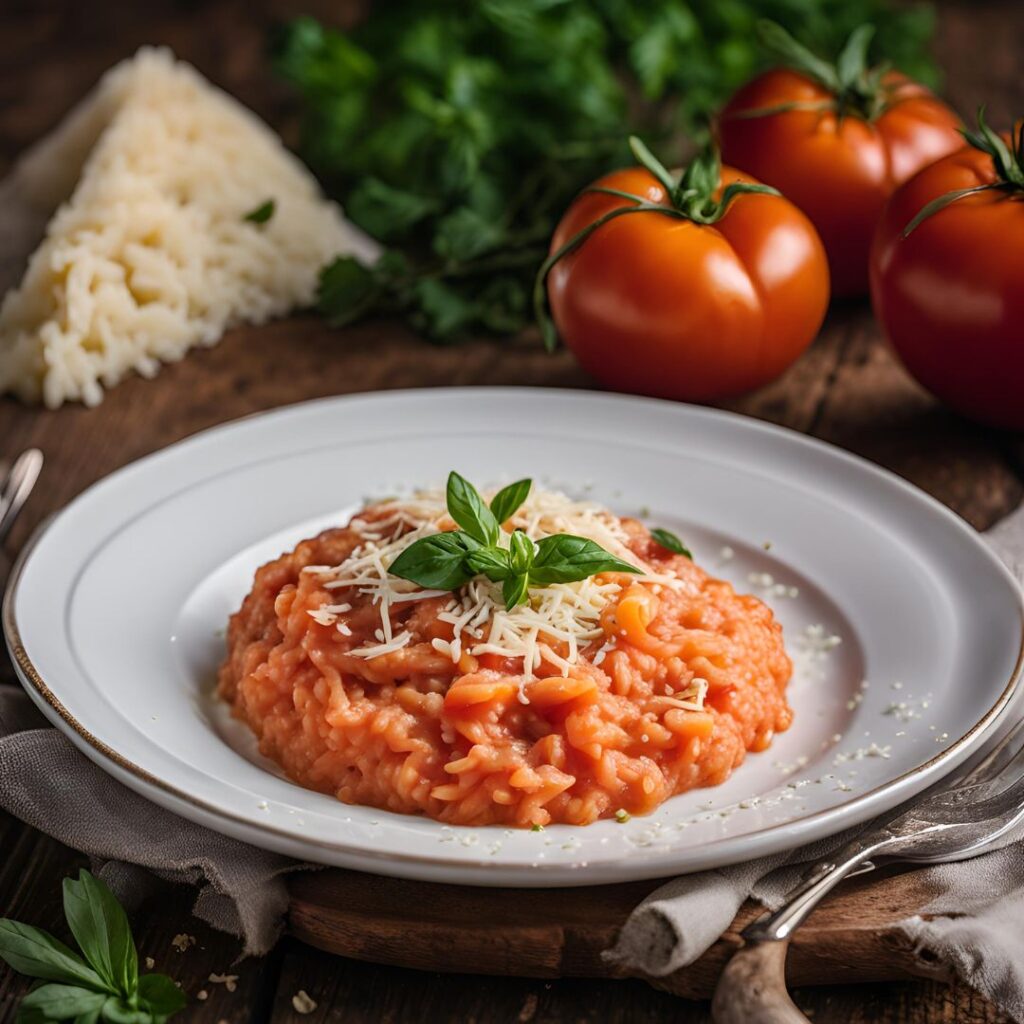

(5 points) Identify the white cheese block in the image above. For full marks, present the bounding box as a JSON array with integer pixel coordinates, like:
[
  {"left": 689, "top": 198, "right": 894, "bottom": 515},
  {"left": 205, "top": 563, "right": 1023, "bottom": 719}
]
[{"left": 0, "top": 47, "right": 377, "bottom": 408}]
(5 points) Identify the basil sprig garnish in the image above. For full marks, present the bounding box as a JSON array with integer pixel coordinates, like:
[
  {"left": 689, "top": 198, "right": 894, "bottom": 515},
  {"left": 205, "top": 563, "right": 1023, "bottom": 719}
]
[
  {"left": 389, "top": 472, "right": 640, "bottom": 608},
  {"left": 651, "top": 527, "right": 693, "bottom": 559},
  {"left": 0, "top": 870, "right": 186, "bottom": 1022}
]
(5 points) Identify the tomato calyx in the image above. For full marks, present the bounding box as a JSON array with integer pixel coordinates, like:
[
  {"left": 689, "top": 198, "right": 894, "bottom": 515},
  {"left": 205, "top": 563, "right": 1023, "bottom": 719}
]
[
  {"left": 533, "top": 137, "right": 780, "bottom": 352},
  {"left": 731, "top": 22, "right": 895, "bottom": 123},
  {"left": 903, "top": 109, "right": 1024, "bottom": 236}
]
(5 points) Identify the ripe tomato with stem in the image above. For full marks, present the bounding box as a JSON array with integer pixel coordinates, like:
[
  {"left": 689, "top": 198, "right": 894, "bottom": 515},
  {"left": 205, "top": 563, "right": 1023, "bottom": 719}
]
[{"left": 536, "top": 137, "right": 830, "bottom": 402}]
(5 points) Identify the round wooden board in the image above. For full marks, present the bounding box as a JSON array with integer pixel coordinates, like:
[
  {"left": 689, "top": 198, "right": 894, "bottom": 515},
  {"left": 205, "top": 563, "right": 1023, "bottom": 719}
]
[{"left": 286, "top": 865, "right": 947, "bottom": 999}]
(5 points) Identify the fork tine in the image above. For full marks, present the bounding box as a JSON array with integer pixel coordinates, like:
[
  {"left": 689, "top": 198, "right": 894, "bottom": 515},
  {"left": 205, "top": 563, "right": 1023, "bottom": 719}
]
[{"left": 965, "top": 769, "right": 1024, "bottom": 820}]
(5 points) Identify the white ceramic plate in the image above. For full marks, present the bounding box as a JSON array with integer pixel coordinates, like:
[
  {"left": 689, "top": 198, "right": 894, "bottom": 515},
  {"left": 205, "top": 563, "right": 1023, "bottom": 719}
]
[{"left": 5, "top": 389, "right": 1023, "bottom": 886}]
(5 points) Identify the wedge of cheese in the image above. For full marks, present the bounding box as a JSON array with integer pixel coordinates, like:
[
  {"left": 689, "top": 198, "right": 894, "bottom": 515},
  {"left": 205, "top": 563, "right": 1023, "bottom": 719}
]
[{"left": 0, "top": 47, "right": 376, "bottom": 408}]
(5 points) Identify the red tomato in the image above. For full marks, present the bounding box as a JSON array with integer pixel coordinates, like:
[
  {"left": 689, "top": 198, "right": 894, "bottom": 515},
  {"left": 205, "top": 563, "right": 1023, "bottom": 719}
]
[
  {"left": 869, "top": 136, "right": 1024, "bottom": 430},
  {"left": 719, "top": 69, "right": 962, "bottom": 296},
  {"left": 546, "top": 165, "right": 829, "bottom": 402}
]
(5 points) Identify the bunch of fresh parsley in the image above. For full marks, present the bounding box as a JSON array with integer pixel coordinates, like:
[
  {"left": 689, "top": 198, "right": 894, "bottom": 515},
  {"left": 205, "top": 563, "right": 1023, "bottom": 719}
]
[
  {"left": 276, "top": 0, "right": 936, "bottom": 344},
  {"left": 0, "top": 870, "right": 185, "bottom": 1023},
  {"left": 389, "top": 472, "right": 639, "bottom": 607}
]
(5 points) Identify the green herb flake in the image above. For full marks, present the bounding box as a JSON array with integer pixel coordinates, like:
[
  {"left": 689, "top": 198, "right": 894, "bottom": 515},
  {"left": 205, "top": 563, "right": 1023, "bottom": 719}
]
[
  {"left": 531, "top": 824, "right": 544, "bottom": 833},
  {"left": 614, "top": 809, "right": 631, "bottom": 823},
  {"left": 650, "top": 528, "right": 693, "bottom": 559},
  {"left": 243, "top": 199, "right": 275, "bottom": 225}
]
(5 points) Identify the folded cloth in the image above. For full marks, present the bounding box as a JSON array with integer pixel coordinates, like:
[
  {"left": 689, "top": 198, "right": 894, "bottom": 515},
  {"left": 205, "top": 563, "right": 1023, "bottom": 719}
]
[
  {"left": 0, "top": 686, "right": 311, "bottom": 955},
  {"left": 606, "top": 501, "right": 1024, "bottom": 1023},
  {"left": 1, "top": 507, "right": 1021, "bottom": 982}
]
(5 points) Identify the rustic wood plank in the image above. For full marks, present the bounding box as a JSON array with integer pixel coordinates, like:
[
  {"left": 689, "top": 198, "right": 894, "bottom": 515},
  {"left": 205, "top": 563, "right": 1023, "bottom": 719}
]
[
  {"left": 267, "top": 942, "right": 702, "bottom": 1024},
  {"left": 130, "top": 882, "right": 281, "bottom": 1024}
]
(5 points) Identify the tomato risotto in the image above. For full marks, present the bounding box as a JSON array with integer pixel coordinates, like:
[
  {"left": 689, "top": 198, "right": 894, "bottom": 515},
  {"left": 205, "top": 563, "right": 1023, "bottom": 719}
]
[{"left": 219, "top": 485, "right": 792, "bottom": 827}]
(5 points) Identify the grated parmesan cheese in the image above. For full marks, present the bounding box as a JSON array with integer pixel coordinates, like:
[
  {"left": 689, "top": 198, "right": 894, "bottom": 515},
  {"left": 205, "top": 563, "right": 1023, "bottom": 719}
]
[{"left": 305, "top": 488, "right": 700, "bottom": 706}]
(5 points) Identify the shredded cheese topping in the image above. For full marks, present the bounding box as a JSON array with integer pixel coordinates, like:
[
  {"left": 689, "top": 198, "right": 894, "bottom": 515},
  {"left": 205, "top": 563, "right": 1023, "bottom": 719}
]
[{"left": 303, "top": 487, "right": 691, "bottom": 695}]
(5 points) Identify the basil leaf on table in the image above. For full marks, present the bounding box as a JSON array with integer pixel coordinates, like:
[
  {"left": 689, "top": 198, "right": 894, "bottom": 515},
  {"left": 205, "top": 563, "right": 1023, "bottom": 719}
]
[
  {"left": 489, "top": 479, "right": 532, "bottom": 525},
  {"left": 62, "top": 870, "right": 138, "bottom": 998},
  {"left": 0, "top": 920, "right": 104, "bottom": 990},
  {"left": 389, "top": 532, "right": 478, "bottom": 590},
  {"left": 17, "top": 983, "right": 107, "bottom": 1022},
  {"left": 650, "top": 527, "right": 693, "bottom": 559},
  {"left": 529, "top": 535, "right": 640, "bottom": 585},
  {"left": 137, "top": 973, "right": 188, "bottom": 1018},
  {"left": 446, "top": 472, "right": 500, "bottom": 546}
]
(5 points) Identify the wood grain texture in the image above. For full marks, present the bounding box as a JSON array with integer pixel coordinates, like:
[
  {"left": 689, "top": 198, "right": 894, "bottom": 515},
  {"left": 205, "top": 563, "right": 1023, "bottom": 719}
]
[
  {"left": 284, "top": 865, "right": 954, "bottom": 999},
  {"left": 0, "top": 1, "right": 1022, "bottom": 1022}
]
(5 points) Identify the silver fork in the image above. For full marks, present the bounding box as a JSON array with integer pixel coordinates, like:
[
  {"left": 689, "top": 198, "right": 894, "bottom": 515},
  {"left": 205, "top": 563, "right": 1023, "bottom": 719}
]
[
  {"left": 0, "top": 449, "right": 43, "bottom": 547},
  {"left": 711, "top": 714, "right": 1024, "bottom": 1023}
]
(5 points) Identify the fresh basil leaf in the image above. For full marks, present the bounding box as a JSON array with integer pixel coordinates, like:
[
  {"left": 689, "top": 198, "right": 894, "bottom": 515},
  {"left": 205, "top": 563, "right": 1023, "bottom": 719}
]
[
  {"left": 446, "top": 472, "right": 499, "bottom": 546},
  {"left": 388, "top": 533, "right": 475, "bottom": 590},
  {"left": 508, "top": 530, "right": 535, "bottom": 575},
  {"left": 529, "top": 535, "right": 641, "bottom": 585},
  {"left": 99, "top": 995, "right": 153, "bottom": 1024},
  {"left": 16, "top": 983, "right": 106, "bottom": 1022},
  {"left": 72, "top": 1008, "right": 103, "bottom": 1024},
  {"left": 242, "top": 199, "right": 275, "bottom": 225},
  {"left": 466, "top": 547, "right": 512, "bottom": 582},
  {"left": 650, "top": 528, "right": 693, "bottom": 559},
  {"left": 137, "top": 973, "right": 187, "bottom": 1018},
  {"left": 503, "top": 573, "right": 530, "bottom": 609},
  {"left": 0, "top": 920, "right": 105, "bottom": 990},
  {"left": 62, "top": 871, "right": 137, "bottom": 1000},
  {"left": 489, "top": 479, "right": 531, "bottom": 525}
]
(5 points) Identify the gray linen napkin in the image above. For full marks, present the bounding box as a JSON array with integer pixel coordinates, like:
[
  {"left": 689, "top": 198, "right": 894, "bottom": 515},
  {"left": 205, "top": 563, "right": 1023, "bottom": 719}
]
[
  {"left": 0, "top": 688, "right": 309, "bottom": 955},
  {"left": 606, "top": 502, "right": 1024, "bottom": 1022}
]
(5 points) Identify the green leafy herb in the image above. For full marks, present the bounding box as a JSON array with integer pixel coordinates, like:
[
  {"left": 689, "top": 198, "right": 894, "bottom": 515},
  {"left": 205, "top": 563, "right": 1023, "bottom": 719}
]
[
  {"left": 466, "top": 546, "right": 513, "bottom": 582},
  {"left": 0, "top": 870, "right": 185, "bottom": 1023},
  {"left": 446, "top": 471, "right": 500, "bottom": 546},
  {"left": 650, "top": 528, "right": 693, "bottom": 559},
  {"left": 490, "top": 479, "right": 533, "bottom": 526},
  {"left": 388, "top": 472, "right": 639, "bottom": 608},
  {"left": 529, "top": 535, "right": 638, "bottom": 585},
  {"left": 389, "top": 531, "right": 478, "bottom": 591},
  {"left": 243, "top": 199, "right": 275, "bottom": 225},
  {"left": 276, "top": 1, "right": 936, "bottom": 343},
  {"left": 503, "top": 573, "right": 531, "bottom": 610},
  {"left": 903, "top": 109, "right": 1024, "bottom": 236}
]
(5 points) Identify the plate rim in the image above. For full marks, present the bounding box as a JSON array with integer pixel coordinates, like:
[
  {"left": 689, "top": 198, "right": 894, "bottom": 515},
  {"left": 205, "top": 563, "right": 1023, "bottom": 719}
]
[{"left": 5, "top": 387, "right": 1024, "bottom": 882}]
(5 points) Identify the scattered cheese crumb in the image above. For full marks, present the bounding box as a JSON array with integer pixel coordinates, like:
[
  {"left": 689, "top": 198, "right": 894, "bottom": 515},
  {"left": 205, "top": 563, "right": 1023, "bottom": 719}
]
[
  {"left": 208, "top": 973, "right": 239, "bottom": 993},
  {"left": 144, "top": 957, "right": 155, "bottom": 969},
  {"left": 197, "top": 990, "right": 209, "bottom": 1001},
  {"left": 292, "top": 990, "right": 317, "bottom": 1015},
  {"left": 171, "top": 934, "right": 195, "bottom": 953}
]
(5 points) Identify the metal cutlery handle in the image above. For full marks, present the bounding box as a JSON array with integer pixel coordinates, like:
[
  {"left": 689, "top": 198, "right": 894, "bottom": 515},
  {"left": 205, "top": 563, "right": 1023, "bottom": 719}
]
[
  {"left": 0, "top": 449, "right": 43, "bottom": 545},
  {"left": 711, "top": 840, "right": 888, "bottom": 1023}
]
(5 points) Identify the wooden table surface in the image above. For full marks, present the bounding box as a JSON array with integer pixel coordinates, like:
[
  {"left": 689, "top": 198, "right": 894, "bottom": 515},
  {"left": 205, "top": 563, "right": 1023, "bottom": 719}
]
[{"left": 1, "top": 2, "right": 1022, "bottom": 1021}]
